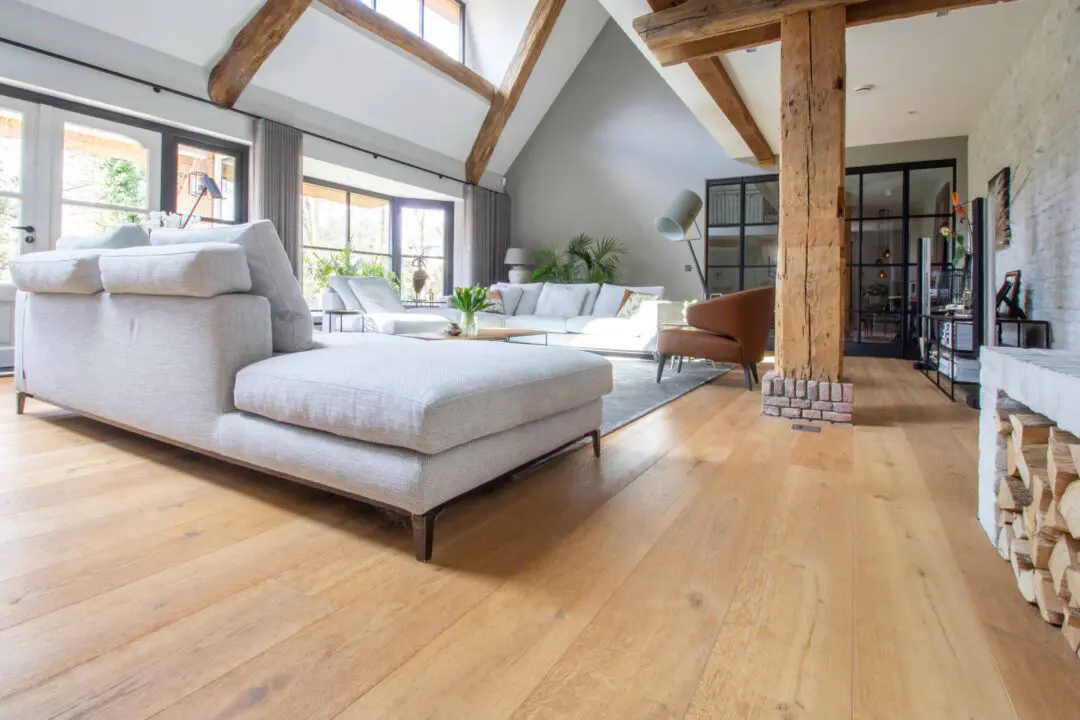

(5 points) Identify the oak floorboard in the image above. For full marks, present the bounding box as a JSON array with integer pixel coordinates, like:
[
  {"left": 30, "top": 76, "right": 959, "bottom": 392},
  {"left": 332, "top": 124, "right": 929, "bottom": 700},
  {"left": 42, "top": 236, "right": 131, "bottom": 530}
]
[{"left": 2, "top": 363, "right": 1079, "bottom": 719}]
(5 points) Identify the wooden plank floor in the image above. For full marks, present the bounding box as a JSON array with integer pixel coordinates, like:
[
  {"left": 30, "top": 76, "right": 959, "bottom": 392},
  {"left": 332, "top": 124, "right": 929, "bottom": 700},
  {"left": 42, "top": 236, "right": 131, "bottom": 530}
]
[{"left": 1, "top": 357, "right": 1078, "bottom": 719}]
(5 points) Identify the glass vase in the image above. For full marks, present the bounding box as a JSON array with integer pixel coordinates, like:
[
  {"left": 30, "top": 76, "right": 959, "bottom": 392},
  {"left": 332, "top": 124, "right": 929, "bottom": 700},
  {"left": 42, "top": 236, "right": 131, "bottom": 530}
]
[{"left": 460, "top": 311, "right": 479, "bottom": 338}]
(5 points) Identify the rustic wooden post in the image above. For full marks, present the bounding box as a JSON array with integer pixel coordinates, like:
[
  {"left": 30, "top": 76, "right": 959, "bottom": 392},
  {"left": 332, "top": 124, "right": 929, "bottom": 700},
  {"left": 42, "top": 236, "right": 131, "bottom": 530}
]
[{"left": 761, "top": 5, "right": 853, "bottom": 423}]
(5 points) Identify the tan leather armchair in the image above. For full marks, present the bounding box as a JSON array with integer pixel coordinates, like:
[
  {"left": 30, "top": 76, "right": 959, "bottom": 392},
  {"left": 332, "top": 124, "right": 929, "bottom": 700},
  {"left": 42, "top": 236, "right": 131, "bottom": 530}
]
[{"left": 656, "top": 286, "right": 776, "bottom": 389}]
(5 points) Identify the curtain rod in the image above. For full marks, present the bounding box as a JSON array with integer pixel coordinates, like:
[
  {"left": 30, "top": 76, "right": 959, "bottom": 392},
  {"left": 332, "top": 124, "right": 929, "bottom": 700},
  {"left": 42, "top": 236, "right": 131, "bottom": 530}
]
[{"left": 0, "top": 35, "right": 487, "bottom": 189}]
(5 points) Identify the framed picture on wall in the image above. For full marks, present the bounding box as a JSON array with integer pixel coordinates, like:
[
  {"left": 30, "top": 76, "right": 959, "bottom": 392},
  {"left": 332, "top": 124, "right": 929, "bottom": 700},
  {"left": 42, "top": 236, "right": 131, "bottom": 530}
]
[{"left": 988, "top": 167, "right": 1011, "bottom": 250}]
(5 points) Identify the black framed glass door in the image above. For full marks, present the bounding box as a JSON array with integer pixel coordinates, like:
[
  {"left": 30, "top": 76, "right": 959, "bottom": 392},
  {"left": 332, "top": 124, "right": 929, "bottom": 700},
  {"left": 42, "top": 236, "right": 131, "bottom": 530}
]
[{"left": 844, "top": 160, "right": 957, "bottom": 358}]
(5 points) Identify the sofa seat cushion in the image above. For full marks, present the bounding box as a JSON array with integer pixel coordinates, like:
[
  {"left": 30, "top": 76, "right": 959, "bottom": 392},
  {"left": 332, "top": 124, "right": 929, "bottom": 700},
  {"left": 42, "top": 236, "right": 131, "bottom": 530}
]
[
  {"left": 99, "top": 243, "right": 252, "bottom": 297},
  {"left": 233, "top": 339, "right": 613, "bottom": 455},
  {"left": 8, "top": 250, "right": 105, "bottom": 295},
  {"left": 503, "top": 315, "right": 568, "bottom": 333},
  {"left": 344, "top": 312, "right": 450, "bottom": 335},
  {"left": 565, "top": 316, "right": 646, "bottom": 338}
]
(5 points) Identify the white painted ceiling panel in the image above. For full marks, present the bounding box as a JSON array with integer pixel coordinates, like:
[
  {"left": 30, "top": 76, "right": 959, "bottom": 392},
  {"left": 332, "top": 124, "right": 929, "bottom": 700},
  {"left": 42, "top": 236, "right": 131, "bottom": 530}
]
[
  {"left": 599, "top": 0, "right": 1048, "bottom": 159},
  {"left": 252, "top": 7, "right": 490, "bottom": 160},
  {"left": 12, "top": 0, "right": 264, "bottom": 67}
]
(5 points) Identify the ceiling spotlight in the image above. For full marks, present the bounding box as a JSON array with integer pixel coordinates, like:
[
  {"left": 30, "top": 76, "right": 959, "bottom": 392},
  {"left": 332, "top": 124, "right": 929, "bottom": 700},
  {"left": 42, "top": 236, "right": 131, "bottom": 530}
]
[
  {"left": 855, "top": 85, "right": 874, "bottom": 95},
  {"left": 747, "top": 47, "right": 757, "bottom": 53},
  {"left": 908, "top": 110, "right": 919, "bottom": 115},
  {"left": 879, "top": 270, "right": 887, "bottom": 280},
  {"left": 936, "top": 10, "right": 950, "bottom": 16}
]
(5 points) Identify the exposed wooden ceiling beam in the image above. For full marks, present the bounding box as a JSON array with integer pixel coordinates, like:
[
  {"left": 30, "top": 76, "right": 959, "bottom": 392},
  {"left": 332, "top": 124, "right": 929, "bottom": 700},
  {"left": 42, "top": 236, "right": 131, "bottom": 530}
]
[
  {"left": 647, "top": 0, "right": 1015, "bottom": 65},
  {"left": 634, "top": 0, "right": 864, "bottom": 50},
  {"left": 208, "top": 0, "right": 313, "bottom": 107},
  {"left": 318, "top": 0, "right": 498, "bottom": 102},
  {"left": 466, "top": 0, "right": 566, "bottom": 184},
  {"left": 646, "top": 0, "right": 774, "bottom": 165}
]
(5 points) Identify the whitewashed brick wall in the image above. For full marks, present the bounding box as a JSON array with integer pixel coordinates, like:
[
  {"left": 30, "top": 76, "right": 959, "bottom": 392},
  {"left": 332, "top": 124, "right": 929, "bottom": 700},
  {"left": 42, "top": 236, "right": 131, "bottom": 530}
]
[{"left": 968, "top": 0, "right": 1080, "bottom": 350}]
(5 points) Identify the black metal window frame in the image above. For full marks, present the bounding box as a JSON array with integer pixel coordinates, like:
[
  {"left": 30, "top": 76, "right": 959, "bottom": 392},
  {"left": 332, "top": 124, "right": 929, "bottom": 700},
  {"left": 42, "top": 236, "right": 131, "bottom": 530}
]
[
  {"left": 367, "top": 0, "right": 467, "bottom": 62},
  {"left": 302, "top": 176, "right": 455, "bottom": 295},
  {"left": 0, "top": 82, "right": 250, "bottom": 227},
  {"left": 704, "top": 174, "right": 780, "bottom": 294}
]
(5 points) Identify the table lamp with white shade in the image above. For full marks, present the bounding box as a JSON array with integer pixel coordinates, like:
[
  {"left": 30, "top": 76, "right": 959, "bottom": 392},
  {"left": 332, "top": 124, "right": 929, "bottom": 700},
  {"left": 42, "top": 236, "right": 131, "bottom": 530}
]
[
  {"left": 504, "top": 248, "right": 535, "bottom": 284},
  {"left": 656, "top": 189, "right": 708, "bottom": 299}
]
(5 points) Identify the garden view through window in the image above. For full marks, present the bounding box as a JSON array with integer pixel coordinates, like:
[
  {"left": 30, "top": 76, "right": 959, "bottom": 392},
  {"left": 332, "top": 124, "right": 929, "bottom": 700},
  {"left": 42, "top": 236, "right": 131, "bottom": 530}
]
[{"left": 359, "top": 0, "right": 463, "bottom": 60}]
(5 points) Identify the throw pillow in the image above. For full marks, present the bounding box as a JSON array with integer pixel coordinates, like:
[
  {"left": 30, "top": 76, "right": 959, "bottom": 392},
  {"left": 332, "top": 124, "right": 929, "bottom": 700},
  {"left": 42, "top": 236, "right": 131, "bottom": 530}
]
[
  {"left": 501, "top": 282, "right": 544, "bottom": 315},
  {"left": 486, "top": 289, "right": 506, "bottom": 315},
  {"left": 347, "top": 277, "right": 407, "bottom": 314},
  {"left": 616, "top": 290, "right": 661, "bottom": 320},
  {"left": 535, "top": 283, "right": 590, "bottom": 317},
  {"left": 490, "top": 285, "right": 523, "bottom": 315}
]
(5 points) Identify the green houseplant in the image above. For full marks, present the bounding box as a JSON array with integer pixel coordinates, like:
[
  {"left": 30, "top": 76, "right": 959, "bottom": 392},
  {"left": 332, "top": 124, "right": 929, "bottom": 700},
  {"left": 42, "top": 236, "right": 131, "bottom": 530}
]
[
  {"left": 309, "top": 244, "right": 401, "bottom": 305},
  {"left": 531, "top": 233, "right": 624, "bottom": 284},
  {"left": 449, "top": 285, "right": 492, "bottom": 337}
]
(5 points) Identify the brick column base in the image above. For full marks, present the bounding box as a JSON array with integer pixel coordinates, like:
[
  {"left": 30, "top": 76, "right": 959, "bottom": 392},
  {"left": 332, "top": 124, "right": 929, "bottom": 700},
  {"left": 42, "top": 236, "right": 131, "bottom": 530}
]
[{"left": 761, "top": 371, "right": 854, "bottom": 425}]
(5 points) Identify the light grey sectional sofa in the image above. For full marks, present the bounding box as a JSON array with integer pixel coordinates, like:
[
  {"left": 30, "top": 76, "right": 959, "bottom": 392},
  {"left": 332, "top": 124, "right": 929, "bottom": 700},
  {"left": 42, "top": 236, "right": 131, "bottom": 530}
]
[{"left": 10, "top": 221, "right": 613, "bottom": 561}]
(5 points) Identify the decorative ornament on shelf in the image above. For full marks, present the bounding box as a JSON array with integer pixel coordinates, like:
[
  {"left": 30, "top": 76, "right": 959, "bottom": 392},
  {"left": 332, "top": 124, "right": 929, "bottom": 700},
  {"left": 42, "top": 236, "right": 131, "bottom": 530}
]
[
  {"left": 146, "top": 212, "right": 186, "bottom": 231},
  {"left": 411, "top": 249, "right": 429, "bottom": 298}
]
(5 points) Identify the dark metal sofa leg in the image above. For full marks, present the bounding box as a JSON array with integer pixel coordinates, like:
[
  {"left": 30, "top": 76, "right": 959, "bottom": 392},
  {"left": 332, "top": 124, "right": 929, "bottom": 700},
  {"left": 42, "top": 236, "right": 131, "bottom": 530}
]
[
  {"left": 750, "top": 364, "right": 759, "bottom": 384},
  {"left": 589, "top": 430, "right": 601, "bottom": 458},
  {"left": 16, "top": 392, "right": 28, "bottom": 415},
  {"left": 677, "top": 356, "right": 684, "bottom": 373},
  {"left": 412, "top": 512, "right": 436, "bottom": 562},
  {"left": 743, "top": 365, "right": 754, "bottom": 391},
  {"left": 656, "top": 354, "right": 668, "bottom": 383}
]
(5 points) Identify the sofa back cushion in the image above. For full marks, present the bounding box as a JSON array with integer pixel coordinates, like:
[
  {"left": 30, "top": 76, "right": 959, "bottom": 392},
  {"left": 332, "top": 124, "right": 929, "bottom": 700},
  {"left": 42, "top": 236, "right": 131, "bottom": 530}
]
[
  {"left": 100, "top": 243, "right": 252, "bottom": 298},
  {"left": 488, "top": 285, "right": 522, "bottom": 315},
  {"left": 56, "top": 224, "right": 149, "bottom": 251},
  {"left": 9, "top": 250, "right": 105, "bottom": 294},
  {"left": 346, "top": 277, "right": 406, "bottom": 313},
  {"left": 151, "top": 220, "right": 313, "bottom": 353},
  {"left": 328, "top": 275, "right": 363, "bottom": 311},
  {"left": 593, "top": 284, "right": 665, "bottom": 317},
  {"left": 535, "top": 283, "right": 590, "bottom": 318},
  {"left": 492, "top": 282, "right": 543, "bottom": 316},
  {"left": 579, "top": 283, "right": 601, "bottom": 315}
]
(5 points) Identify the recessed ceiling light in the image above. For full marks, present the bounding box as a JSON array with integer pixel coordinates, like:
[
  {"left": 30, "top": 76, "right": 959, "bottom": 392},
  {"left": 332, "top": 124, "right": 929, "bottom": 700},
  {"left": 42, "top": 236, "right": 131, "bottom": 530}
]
[
  {"left": 908, "top": 110, "right": 919, "bottom": 115},
  {"left": 746, "top": 47, "right": 757, "bottom": 53},
  {"left": 936, "top": 10, "right": 950, "bottom": 17},
  {"left": 855, "top": 85, "right": 874, "bottom": 95}
]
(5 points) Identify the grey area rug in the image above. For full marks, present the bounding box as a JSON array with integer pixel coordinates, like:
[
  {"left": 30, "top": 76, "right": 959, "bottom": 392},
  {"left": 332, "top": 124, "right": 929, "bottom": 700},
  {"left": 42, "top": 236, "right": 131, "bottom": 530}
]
[{"left": 600, "top": 356, "right": 732, "bottom": 436}]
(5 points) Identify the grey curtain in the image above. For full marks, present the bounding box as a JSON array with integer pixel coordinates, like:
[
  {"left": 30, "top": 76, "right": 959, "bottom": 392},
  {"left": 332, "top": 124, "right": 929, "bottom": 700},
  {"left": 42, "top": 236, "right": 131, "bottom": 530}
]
[
  {"left": 252, "top": 119, "right": 303, "bottom": 279},
  {"left": 464, "top": 184, "right": 511, "bottom": 288}
]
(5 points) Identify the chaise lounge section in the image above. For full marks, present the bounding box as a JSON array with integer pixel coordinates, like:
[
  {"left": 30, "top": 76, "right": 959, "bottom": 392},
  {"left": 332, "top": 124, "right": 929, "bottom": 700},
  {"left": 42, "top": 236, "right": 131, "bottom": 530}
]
[{"left": 10, "top": 222, "right": 613, "bottom": 561}]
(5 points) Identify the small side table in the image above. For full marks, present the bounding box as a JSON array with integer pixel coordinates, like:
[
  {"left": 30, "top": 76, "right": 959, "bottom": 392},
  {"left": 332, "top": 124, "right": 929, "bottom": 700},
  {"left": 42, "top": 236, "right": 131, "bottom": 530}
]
[{"left": 323, "top": 309, "right": 360, "bottom": 333}]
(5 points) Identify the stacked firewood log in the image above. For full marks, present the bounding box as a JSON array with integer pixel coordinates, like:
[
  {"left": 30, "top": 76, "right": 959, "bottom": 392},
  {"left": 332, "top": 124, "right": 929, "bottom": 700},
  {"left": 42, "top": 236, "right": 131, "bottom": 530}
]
[{"left": 995, "top": 398, "right": 1080, "bottom": 656}]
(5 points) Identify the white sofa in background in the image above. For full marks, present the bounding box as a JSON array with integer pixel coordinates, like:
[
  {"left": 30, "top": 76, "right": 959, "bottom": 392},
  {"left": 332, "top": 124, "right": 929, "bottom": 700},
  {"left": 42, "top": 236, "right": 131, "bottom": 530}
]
[
  {"left": 10, "top": 221, "right": 613, "bottom": 562},
  {"left": 323, "top": 279, "right": 682, "bottom": 355}
]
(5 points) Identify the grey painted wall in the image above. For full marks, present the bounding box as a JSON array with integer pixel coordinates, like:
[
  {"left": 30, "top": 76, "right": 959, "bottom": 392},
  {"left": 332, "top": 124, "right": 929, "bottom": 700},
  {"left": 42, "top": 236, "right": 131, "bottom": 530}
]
[
  {"left": 508, "top": 21, "right": 970, "bottom": 303},
  {"left": 506, "top": 21, "right": 762, "bottom": 302}
]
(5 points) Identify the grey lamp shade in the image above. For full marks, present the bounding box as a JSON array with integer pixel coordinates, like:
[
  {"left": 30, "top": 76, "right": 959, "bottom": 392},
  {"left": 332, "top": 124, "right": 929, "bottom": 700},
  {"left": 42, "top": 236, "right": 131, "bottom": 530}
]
[
  {"left": 656, "top": 189, "right": 703, "bottom": 241},
  {"left": 504, "top": 247, "right": 534, "bottom": 266}
]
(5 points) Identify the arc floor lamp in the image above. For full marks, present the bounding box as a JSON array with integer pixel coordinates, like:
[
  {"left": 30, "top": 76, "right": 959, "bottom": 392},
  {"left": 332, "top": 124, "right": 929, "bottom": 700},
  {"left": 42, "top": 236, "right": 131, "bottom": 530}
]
[{"left": 656, "top": 189, "right": 708, "bottom": 300}]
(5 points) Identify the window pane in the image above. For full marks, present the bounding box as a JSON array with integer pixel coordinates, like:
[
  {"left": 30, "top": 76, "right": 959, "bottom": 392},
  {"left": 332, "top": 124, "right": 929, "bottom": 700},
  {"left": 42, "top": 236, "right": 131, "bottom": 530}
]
[
  {"left": 858, "top": 171, "right": 903, "bottom": 218},
  {"left": 379, "top": 0, "right": 420, "bottom": 33},
  {"left": 0, "top": 108, "right": 23, "bottom": 194},
  {"left": 844, "top": 174, "right": 859, "bottom": 219},
  {"left": 0, "top": 197, "right": 21, "bottom": 284},
  {"left": 860, "top": 266, "right": 903, "bottom": 344},
  {"left": 424, "top": 0, "right": 461, "bottom": 59},
  {"left": 859, "top": 218, "right": 903, "bottom": 266},
  {"left": 62, "top": 123, "right": 149, "bottom": 208},
  {"left": 400, "top": 206, "right": 446, "bottom": 258},
  {"left": 744, "top": 180, "right": 778, "bottom": 224},
  {"left": 401, "top": 256, "right": 443, "bottom": 300},
  {"left": 707, "top": 184, "right": 740, "bottom": 226},
  {"left": 909, "top": 167, "right": 953, "bottom": 215},
  {"left": 707, "top": 267, "right": 739, "bottom": 295},
  {"left": 302, "top": 183, "right": 348, "bottom": 250},
  {"left": 910, "top": 216, "right": 953, "bottom": 266},
  {"left": 743, "top": 267, "right": 776, "bottom": 290},
  {"left": 177, "top": 144, "right": 238, "bottom": 223},
  {"left": 349, "top": 193, "right": 391, "bottom": 254},
  {"left": 303, "top": 247, "right": 334, "bottom": 308},
  {"left": 62, "top": 204, "right": 147, "bottom": 236},
  {"left": 744, "top": 230, "right": 777, "bottom": 266}
]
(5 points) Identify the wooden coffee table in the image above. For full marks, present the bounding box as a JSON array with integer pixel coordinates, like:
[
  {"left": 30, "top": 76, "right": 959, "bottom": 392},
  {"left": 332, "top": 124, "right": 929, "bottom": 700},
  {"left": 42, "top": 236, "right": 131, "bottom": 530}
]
[{"left": 403, "top": 328, "right": 548, "bottom": 345}]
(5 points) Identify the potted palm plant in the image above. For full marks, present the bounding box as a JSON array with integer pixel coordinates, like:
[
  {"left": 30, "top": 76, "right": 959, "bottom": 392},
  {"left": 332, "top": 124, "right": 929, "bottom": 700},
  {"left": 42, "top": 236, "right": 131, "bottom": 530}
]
[
  {"left": 449, "top": 285, "right": 492, "bottom": 338},
  {"left": 531, "top": 233, "right": 624, "bottom": 284}
]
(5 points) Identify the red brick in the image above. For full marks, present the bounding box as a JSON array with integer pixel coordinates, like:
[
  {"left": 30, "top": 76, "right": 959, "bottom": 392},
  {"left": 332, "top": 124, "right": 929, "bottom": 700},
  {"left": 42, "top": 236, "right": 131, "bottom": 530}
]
[
  {"left": 780, "top": 407, "right": 802, "bottom": 419},
  {"left": 763, "top": 406, "right": 781, "bottom": 417},
  {"left": 842, "top": 383, "right": 854, "bottom": 403},
  {"left": 763, "top": 396, "right": 791, "bottom": 408}
]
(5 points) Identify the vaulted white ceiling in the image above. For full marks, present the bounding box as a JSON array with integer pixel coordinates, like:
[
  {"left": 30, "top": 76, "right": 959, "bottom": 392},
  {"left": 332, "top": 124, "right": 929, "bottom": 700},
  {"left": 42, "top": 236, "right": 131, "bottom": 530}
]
[
  {"left": 0, "top": 0, "right": 609, "bottom": 178},
  {"left": 598, "top": 0, "right": 1049, "bottom": 161}
]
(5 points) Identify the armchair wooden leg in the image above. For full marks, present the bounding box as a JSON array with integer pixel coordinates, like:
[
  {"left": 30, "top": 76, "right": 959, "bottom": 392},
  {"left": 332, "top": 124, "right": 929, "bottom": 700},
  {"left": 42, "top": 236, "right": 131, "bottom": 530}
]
[
  {"left": 656, "top": 354, "right": 668, "bottom": 383},
  {"left": 16, "top": 392, "right": 28, "bottom": 416},
  {"left": 411, "top": 512, "right": 436, "bottom": 562},
  {"left": 742, "top": 364, "right": 754, "bottom": 391}
]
